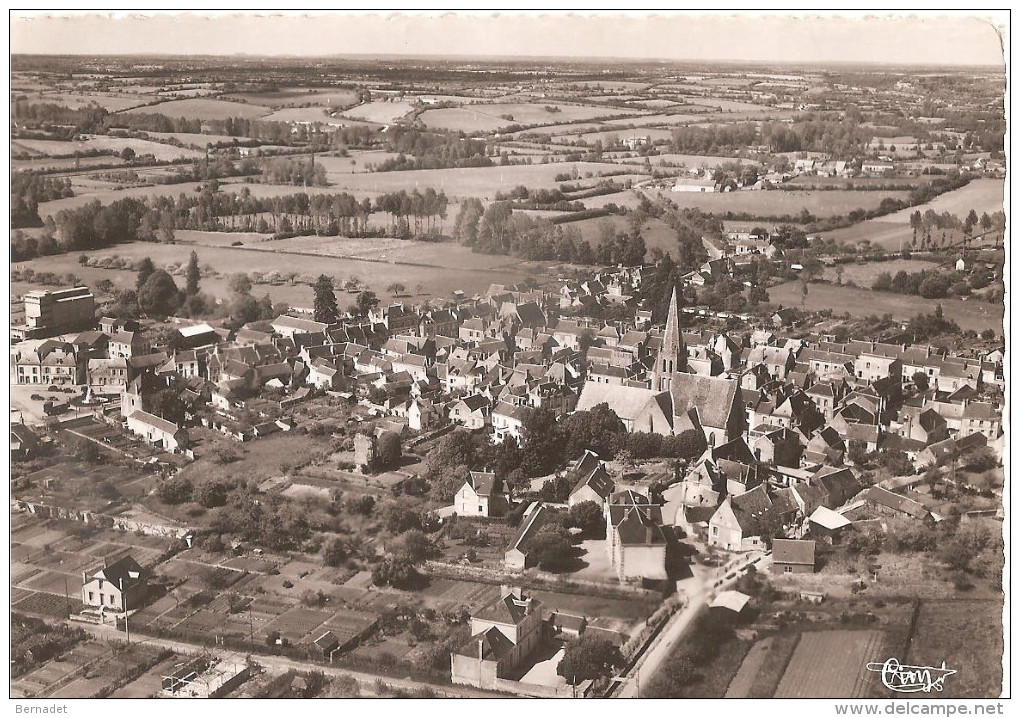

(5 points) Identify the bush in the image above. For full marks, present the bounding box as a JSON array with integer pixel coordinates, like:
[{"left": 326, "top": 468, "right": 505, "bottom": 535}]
[{"left": 157, "top": 476, "right": 193, "bottom": 505}]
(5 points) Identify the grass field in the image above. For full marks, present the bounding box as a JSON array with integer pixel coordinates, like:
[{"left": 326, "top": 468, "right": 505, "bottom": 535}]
[
  {"left": 122, "top": 97, "right": 271, "bottom": 120},
  {"left": 654, "top": 188, "right": 912, "bottom": 218},
  {"left": 222, "top": 88, "right": 360, "bottom": 108},
  {"left": 20, "top": 92, "right": 148, "bottom": 112},
  {"left": 823, "top": 178, "right": 1005, "bottom": 250},
  {"left": 906, "top": 599, "right": 1003, "bottom": 698},
  {"left": 420, "top": 103, "right": 638, "bottom": 132},
  {"left": 769, "top": 280, "right": 1004, "bottom": 332},
  {"left": 820, "top": 258, "right": 941, "bottom": 284},
  {"left": 341, "top": 100, "right": 416, "bottom": 124},
  {"left": 774, "top": 630, "right": 884, "bottom": 698},
  {"left": 78, "top": 136, "right": 204, "bottom": 161},
  {"left": 260, "top": 107, "right": 351, "bottom": 126},
  {"left": 144, "top": 131, "right": 257, "bottom": 148}
]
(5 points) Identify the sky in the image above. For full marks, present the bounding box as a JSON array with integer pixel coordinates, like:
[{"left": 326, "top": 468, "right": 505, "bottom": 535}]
[{"left": 10, "top": 12, "right": 1007, "bottom": 66}]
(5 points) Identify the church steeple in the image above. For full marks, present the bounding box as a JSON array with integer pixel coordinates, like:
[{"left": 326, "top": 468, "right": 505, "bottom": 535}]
[{"left": 653, "top": 287, "right": 686, "bottom": 392}]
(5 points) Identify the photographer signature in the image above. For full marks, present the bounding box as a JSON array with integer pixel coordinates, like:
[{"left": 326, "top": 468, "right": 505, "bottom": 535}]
[{"left": 866, "top": 658, "right": 957, "bottom": 693}]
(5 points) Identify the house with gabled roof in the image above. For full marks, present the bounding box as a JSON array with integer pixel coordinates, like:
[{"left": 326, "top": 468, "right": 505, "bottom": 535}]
[
  {"left": 771, "top": 539, "right": 816, "bottom": 574},
  {"left": 708, "top": 483, "right": 772, "bottom": 551},
  {"left": 81, "top": 555, "right": 149, "bottom": 613},
  {"left": 448, "top": 394, "right": 491, "bottom": 430},
  {"left": 504, "top": 503, "right": 554, "bottom": 570},
  {"left": 605, "top": 491, "right": 670, "bottom": 582},
  {"left": 456, "top": 471, "right": 510, "bottom": 518},
  {"left": 451, "top": 587, "right": 544, "bottom": 689},
  {"left": 567, "top": 451, "right": 616, "bottom": 507}
]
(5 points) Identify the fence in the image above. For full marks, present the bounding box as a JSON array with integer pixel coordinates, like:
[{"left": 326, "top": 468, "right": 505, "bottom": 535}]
[{"left": 13, "top": 499, "right": 190, "bottom": 539}]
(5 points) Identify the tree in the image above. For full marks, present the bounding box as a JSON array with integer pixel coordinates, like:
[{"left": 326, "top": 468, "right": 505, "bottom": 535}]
[
  {"left": 312, "top": 274, "right": 339, "bottom": 324},
  {"left": 386, "top": 282, "right": 406, "bottom": 296},
  {"left": 371, "top": 558, "right": 420, "bottom": 589},
  {"left": 323, "top": 537, "right": 349, "bottom": 567},
  {"left": 185, "top": 250, "right": 201, "bottom": 295},
  {"left": 120, "top": 147, "right": 135, "bottom": 161},
  {"left": 569, "top": 501, "right": 605, "bottom": 538},
  {"left": 135, "top": 256, "right": 155, "bottom": 290},
  {"left": 194, "top": 480, "right": 229, "bottom": 508},
  {"left": 539, "top": 474, "right": 574, "bottom": 503},
  {"left": 531, "top": 524, "right": 573, "bottom": 571},
  {"left": 157, "top": 476, "right": 193, "bottom": 505},
  {"left": 560, "top": 404, "right": 625, "bottom": 461},
  {"left": 375, "top": 431, "right": 402, "bottom": 470},
  {"left": 137, "top": 270, "right": 182, "bottom": 317},
  {"left": 354, "top": 290, "right": 379, "bottom": 316},
  {"left": 556, "top": 634, "right": 624, "bottom": 684},
  {"left": 229, "top": 273, "right": 252, "bottom": 296},
  {"left": 912, "top": 371, "right": 930, "bottom": 392},
  {"left": 519, "top": 408, "right": 564, "bottom": 476}
]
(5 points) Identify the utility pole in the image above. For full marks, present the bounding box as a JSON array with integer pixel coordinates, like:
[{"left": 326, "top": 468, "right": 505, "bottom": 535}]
[
  {"left": 63, "top": 576, "right": 71, "bottom": 619},
  {"left": 120, "top": 577, "right": 130, "bottom": 644},
  {"left": 248, "top": 605, "right": 255, "bottom": 654}
]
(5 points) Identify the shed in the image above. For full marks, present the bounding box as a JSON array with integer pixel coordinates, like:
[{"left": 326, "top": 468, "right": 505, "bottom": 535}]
[{"left": 771, "top": 539, "right": 816, "bottom": 574}]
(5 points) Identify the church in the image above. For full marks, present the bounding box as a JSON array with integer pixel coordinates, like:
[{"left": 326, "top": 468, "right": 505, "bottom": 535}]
[{"left": 576, "top": 288, "right": 744, "bottom": 446}]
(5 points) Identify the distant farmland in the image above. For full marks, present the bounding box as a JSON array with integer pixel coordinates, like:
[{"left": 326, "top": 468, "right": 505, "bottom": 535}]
[
  {"left": 770, "top": 280, "right": 1003, "bottom": 333},
  {"left": 121, "top": 97, "right": 271, "bottom": 120},
  {"left": 653, "top": 188, "right": 912, "bottom": 218},
  {"left": 420, "top": 102, "right": 640, "bottom": 132}
]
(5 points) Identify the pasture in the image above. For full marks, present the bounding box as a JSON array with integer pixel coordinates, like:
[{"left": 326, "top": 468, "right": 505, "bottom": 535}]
[
  {"left": 144, "top": 131, "right": 257, "bottom": 148},
  {"left": 420, "top": 102, "right": 638, "bottom": 132},
  {"left": 773, "top": 630, "right": 884, "bottom": 698},
  {"left": 222, "top": 88, "right": 360, "bottom": 108},
  {"left": 121, "top": 97, "right": 271, "bottom": 120},
  {"left": 660, "top": 188, "right": 912, "bottom": 218},
  {"left": 261, "top": 107, "right": 351, "bottom": 126},
  {"left": 19, "top": 91, "right": 147, "bottom": 112},
  {"left": 77, "top": 136, "right": 204, "bottom": 161},
  {"left": 769, "top": 280, "right": 1004, "bottom": 333},
  {"left": 906, "top": 599, "right": 1003, "bottom": 698},
  {"left": 17, "top": 238, "right": 533, "bottom": 311},
  {"left": 341, "top": 100, "right": 416, "bottom": 124},
  {"left": 820, "top": 258, "right": 941, "bottom": 284}
]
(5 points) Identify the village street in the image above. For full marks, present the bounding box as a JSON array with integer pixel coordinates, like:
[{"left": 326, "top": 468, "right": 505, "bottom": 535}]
[{"left": 614, "top": 550, "right": 768, "bottom": 698}]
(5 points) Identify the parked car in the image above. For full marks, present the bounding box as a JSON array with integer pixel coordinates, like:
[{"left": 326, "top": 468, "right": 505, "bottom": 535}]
[{"left": 30, "top": 394, "right": 44, "bottom": 401}]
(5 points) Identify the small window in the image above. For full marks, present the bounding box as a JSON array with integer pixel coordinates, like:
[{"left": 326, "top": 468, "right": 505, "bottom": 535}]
[
  {"left": 88, "top": 591, "right": 94, "bottom": 602},
  {"left": 478, "top": 505, "right": 483, "bottom": 513},
  {"left": 784, "top": 565, "right": 793, "bottom": 574}
]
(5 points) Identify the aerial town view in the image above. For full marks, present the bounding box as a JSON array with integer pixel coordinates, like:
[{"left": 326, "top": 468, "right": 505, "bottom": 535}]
[{"left": 8, "top": 11, "right": 1007, "bottom": 705}]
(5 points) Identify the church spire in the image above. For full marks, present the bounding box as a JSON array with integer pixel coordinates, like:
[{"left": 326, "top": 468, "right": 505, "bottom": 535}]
[{"left": 652, "top": 286, "right": 686, "bottom": 392}]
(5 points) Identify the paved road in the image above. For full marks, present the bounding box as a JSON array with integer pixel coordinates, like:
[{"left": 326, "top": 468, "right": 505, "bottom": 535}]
[{"left": 75, "top": 621, "right": 498, "bottom": 698}]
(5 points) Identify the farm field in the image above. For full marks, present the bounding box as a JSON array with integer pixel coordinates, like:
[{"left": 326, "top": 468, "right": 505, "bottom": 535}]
[
  {"left": 571, "top": 128, "right": 676, "bottom": 144},
  {"left": 656, "top": 188, "right": 912, "bottom": 218},
  {"left": 602, "top": 112, "right": 711, "bottom": 127},
  {"left": 325, "top": 161, "right": 634, "bottom": 201},
  {"left": 828, "top": 178, "right": 1005, "bottom": 248},
  {"left": 77, "top": 136, "right": 204, "bottom": 161},
  {"left": 725, "top": 633, "right": 801, "bottom": 698},
  {"left": 222, "top": 88, "right": 360, "bottom": 108},
  {"left": 769, "top": 280, "right": 1003, "bottom": 332},
  {"left": 906, "top": 599, "right": 1003, "bottom": 698},
  {"left": 17, "top": 91, "right": 147, "bottom": 112},
  {"left": 144, "top": 131, "right": 257, "bottom": 148},
  {"left": 260, "top": 107, "right": 352, "bottom": 126},
  {"left": 16, "top": 239, "right": 534, "bottom": 309},
  {"left": 256, "top": 235, "right": 521, "bottom": 270},
  {"left": 341, "top": 100, "right": 416, "bottom": 124},
  {"left": 773, "top": 630, "right": 884, "bottom": 698},
  {"left": 12, "top": 155, "right": 129, "bottom": 172},
  {"left": 820, "top": 258, "right": 942, "bottom": 284},
  {"left": 420, "top": 103, "right": 639, "bottom": 132},
  {"left": 785, "top": 175, "right": 937, "bottom": 189},
  {"left": 615, "top": 152, "right": 741, "bottom": 168},
  {"left": 122, "top": 97, "right": 272, "bottom": 120},
  {"left": 314, "top": 151, "right": 411, "bottom": 177}
]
